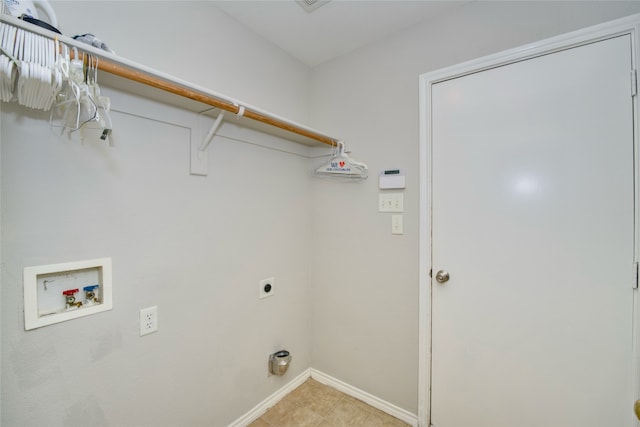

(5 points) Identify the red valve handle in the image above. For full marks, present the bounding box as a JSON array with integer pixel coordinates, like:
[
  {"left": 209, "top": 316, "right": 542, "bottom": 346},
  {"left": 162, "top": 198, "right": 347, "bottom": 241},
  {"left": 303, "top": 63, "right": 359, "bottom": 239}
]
[{"left": 62, "top": 289, "right": 79, "bottom": 296}]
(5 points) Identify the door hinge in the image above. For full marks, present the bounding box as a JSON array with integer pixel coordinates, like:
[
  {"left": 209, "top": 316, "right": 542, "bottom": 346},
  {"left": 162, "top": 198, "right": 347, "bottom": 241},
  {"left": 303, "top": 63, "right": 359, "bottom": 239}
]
[
  {"left": 633, "top": 262, "right": 639, "bottom": 289},
  {"left": 632, "top": 69, "right": 637, "bottom": 97}
]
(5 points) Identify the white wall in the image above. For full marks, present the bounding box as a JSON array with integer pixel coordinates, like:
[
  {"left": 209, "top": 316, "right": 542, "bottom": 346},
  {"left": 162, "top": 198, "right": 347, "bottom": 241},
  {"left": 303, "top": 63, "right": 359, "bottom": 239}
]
[
  {"left": 308, "top": 1, "right": 640, "bottom": 414},
  {"left": 1, "top": 2, "right": 314, "bottom": 426},
  {"left": 52, "top": 0, "right": 311, "bottom": 124}
]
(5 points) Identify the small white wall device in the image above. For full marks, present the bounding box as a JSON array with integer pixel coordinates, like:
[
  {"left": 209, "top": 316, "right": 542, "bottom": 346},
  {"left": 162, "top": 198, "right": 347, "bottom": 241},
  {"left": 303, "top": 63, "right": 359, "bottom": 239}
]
[{"left": 379, "top": 169, "right": 405, "bottom": 189}]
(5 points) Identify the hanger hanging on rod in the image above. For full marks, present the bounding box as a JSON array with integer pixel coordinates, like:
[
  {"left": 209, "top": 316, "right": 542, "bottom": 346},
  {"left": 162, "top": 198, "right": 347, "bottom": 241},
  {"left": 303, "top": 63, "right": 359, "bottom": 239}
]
[{"left": 314, "top": 141, "right": 368, "bottom": 180}]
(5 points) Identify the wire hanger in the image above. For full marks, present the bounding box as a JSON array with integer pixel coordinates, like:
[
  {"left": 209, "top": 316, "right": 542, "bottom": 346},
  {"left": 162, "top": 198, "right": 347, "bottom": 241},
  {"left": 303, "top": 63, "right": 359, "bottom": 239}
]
[{"left": 314, "top": 140, "right": 368, "bottom": 180}]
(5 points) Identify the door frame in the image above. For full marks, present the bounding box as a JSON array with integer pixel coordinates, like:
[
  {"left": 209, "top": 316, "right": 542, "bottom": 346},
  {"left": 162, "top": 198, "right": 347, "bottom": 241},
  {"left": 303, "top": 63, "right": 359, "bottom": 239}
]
[{"left": 418, "top": 14, "right": 640, "bottom": 427}]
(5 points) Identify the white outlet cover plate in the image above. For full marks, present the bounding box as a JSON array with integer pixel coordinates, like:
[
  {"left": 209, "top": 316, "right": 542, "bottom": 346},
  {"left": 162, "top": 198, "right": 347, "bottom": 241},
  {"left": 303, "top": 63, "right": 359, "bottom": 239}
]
[
  {"left": 259, "top": 277, "right": 275, "bottom": 299},
  {"left": 140, "top": 306, "right": 158, "bottom": 336}
]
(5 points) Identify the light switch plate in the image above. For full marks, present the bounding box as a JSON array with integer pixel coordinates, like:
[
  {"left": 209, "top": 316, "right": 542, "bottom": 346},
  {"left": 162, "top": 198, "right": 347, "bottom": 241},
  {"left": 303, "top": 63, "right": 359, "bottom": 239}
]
[
  {"left": 379, "top": 193, "right": 404, "bottom": 212},
  {"left": 392, "top": 214, "right": 404, "bottom": 235}
]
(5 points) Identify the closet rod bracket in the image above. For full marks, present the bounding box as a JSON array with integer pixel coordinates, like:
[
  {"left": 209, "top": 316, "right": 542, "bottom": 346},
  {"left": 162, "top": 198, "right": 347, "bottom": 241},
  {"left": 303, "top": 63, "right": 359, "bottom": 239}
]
[
  {"left": 200, "top": 111, "right": 225, "bottom": 152},
  {"left": 191, "top": 110, "right": 225, "bottom": 176}
]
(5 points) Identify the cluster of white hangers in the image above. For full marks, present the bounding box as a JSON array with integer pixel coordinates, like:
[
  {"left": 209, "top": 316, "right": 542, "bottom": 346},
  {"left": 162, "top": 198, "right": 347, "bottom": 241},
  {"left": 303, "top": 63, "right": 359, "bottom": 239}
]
[
  {"left": 314, "top": 140, "right": 368, "bottom": 180},
  {"left": 0, "top": 21, "right": 59, "bottom": 107},
  {"left": 0, "top": 21, "right": 112, "bottom": 142}
]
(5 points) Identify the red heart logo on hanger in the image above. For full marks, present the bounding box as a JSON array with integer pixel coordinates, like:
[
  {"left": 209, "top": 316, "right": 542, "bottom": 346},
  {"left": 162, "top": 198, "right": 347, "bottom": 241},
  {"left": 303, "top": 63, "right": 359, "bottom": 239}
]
[{"left": 339, "top": 161, "right": 345, "bottom": 167}]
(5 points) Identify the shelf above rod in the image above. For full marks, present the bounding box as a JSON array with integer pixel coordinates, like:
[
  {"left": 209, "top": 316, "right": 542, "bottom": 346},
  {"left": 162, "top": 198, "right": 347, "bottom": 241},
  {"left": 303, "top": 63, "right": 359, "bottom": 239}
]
[
  {"left": 95, "top": 58, "right": 338, "bottom": 147},
  {"left": 0, "top": 14, "right": 339, "bottom": 147}
]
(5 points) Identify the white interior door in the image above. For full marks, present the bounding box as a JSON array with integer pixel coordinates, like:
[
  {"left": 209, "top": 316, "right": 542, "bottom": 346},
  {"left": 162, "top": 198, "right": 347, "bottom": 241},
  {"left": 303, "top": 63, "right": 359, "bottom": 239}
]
[{"left": 430, "top": 35, "right": 635, "bottom": 427}]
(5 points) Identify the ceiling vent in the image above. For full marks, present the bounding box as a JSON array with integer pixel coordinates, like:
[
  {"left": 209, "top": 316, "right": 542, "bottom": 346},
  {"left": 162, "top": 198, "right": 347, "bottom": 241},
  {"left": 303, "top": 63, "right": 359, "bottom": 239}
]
[{"left": 295, "top": 0, "right": 331, "bottom": 13}]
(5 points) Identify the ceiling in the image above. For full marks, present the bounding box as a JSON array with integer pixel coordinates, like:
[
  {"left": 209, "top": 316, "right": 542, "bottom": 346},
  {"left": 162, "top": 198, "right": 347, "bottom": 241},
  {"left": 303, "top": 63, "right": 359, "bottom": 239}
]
[{"left": 214, "top": 1, "right": 469, "bottom": 67}]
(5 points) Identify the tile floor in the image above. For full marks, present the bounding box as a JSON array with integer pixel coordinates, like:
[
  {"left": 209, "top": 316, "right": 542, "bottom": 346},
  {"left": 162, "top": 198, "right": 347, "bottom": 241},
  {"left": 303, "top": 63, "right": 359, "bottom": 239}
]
[{"left": 248, "top": 378, "right": 410, "bottom": 427}]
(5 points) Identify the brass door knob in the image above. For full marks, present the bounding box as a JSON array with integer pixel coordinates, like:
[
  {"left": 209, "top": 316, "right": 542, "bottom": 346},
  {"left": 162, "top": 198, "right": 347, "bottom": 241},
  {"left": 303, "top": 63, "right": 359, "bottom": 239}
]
[{"left": 635, "top": 399, "right": 640, "bottom": 421}]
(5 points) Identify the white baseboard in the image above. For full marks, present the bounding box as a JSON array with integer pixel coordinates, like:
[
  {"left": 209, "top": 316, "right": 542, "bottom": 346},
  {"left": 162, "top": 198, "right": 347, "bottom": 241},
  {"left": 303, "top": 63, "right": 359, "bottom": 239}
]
[
  {"left": 309, "top": 369, "right": 419, "bottom": 427},
  {"left": 228, "top": 367, "right": 418, "bottom": 427},
  {"left": 227, "top": 368, "right": 312, "bottom": 427}
]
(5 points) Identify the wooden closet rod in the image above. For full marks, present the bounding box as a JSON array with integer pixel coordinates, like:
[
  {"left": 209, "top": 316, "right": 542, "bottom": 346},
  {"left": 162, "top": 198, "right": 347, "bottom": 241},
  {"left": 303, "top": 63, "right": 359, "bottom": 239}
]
[
  {"left": 0, "top": 14, "right": 339, "bottom": 147},
  {"left": 97, "top": 59, "right": 338, "bottom": 147}
]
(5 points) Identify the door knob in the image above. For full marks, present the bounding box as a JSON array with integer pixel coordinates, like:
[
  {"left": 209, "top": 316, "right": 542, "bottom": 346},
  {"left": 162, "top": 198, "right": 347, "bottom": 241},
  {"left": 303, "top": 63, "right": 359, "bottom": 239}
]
[
  {"left": 634, "top": 399, "right": 640, "bottom": 420},
  {"left": 435, "top": 270, "right": 450, "bottom": 284}
]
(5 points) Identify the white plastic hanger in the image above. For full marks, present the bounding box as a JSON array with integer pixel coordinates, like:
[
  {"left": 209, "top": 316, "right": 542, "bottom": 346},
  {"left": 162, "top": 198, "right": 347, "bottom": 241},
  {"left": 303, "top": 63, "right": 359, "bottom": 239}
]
[{"left": 314, "top": 140, "right": 368, "bottom": 180}]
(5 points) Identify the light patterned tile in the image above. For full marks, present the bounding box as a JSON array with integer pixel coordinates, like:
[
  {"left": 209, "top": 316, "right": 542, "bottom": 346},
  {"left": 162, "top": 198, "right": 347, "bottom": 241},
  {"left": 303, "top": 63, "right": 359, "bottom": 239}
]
[
  {"left": 340, "top": 395, "right": 379, "bottom": 414},
  {"left": 309, "top": 379, "right": 346, "bottom": 400},
  {"left": 247, "top": 418, "right": 272, "bottom": 427},
  {"left": 260, "top": 397, "right": 298, "bottom": 426},
  {"left": 270, "top": 404, "right": 324, "bottom": 427},
  {"left": 257, "top": 379, "right": 408, "bottom": 427},
  {"left": 363, "top": 410, "right": 411, "bottom": 427},
  {"left": 288, "top": 379, "right": 341, "bottom": 416},
  {"left": 324, "top": 397, "right": 370, "bottom": 427},
  {"left": 351, "top": 400, "right": 410, "bottom": 426},
  {"left": 304, "top": 395, "right": 340, "bottom": 417},
  {"left": 288, "top": 380, "right": 318, "bottom": 403},
  {"left": 291, "top": 379, "right": 341, "bottom": 401}
]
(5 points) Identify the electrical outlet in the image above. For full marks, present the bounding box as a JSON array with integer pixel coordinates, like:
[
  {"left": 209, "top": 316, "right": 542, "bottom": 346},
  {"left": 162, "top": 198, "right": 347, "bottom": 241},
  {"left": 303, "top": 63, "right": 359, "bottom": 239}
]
[
  {"left": 259, "top": 277, "right": 275, "bottom": 299},
  {"left": 139, "top": 306, "right": 158, "bottom": 336}
]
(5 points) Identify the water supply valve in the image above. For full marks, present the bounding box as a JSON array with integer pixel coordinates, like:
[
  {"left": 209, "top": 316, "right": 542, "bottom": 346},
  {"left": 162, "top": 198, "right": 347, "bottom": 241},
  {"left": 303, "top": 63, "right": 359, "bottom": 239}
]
[
  {"left": 62, "top": 288, "right": 82, "bottom": 310},
  {"left": 83, "top": 284, "right": 100, "bottom": 305}
]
